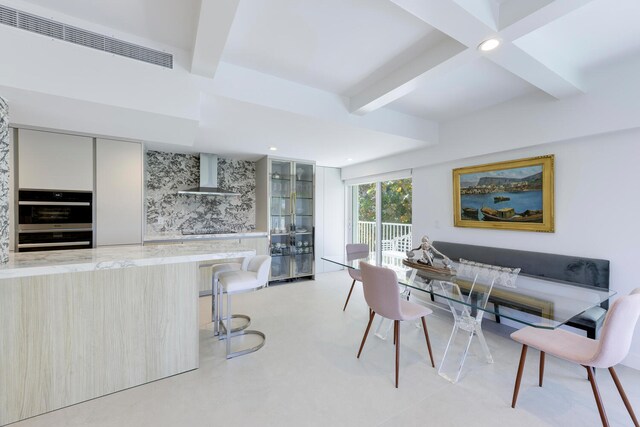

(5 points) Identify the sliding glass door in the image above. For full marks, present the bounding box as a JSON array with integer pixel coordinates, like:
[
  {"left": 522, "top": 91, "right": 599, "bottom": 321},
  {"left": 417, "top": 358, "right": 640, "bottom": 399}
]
[
  {"left": 380, "top": 178, "right": 412, "bottom": 267},
  {"left": 350, "top": 177, "right": 412, "bottom": 265},
  {"left": 352, "top": 183, "right": 376, "bottom": 252}
]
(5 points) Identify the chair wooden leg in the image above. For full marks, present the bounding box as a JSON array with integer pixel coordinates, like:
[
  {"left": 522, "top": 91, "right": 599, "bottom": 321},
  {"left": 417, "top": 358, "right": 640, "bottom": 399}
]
[
  {"left": 586, "top": 366, "right": 610, "bottom": 427},
  {"left": 395, "top": 320, "right": 400, "bottom": 388},
  {"left": 609, "top": 367, "right": 639, "bottom": 427},
  {"left": 512, "top": 344, "right": 528, "bottom": 408},
  {"left": 343, "top": 279, "right": 356, "bottom": 311},
  {"left": 539, "top": 351, "right": 545, "bottom": 387},
  {"left": 421, "top": 317, "right": 435, "bottom": 368},
  {"left": 393, "top": 320, "right": 397, "bottom": 345},
  {"left": 357, "top": 310, "right": 375, "bottom": 358}
]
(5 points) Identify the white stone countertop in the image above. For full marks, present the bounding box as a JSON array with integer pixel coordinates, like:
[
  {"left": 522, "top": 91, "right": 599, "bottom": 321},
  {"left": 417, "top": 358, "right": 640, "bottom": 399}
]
[
  {"left": 0, "top": 242, "right": 256, "bottom": 280},
  {"left": 143, "top": 230, "right": 268, "bottom": 243}
]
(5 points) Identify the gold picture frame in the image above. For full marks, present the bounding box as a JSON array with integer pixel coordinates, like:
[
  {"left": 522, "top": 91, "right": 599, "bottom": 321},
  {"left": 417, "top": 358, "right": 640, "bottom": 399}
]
[{"left": 453, "top": 155, "right": 555, "bottom": 232}]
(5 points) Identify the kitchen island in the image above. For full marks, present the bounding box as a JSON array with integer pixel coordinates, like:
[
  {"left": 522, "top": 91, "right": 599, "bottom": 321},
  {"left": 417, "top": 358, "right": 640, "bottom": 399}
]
[{"left": 0, "top": 242, "right": 256, "bottom": 426}]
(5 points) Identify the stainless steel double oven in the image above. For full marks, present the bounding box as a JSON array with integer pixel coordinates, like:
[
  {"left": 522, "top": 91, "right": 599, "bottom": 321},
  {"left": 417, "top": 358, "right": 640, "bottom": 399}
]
[{"left": 17, "top": 190, "right": 93, "bottom": 252}]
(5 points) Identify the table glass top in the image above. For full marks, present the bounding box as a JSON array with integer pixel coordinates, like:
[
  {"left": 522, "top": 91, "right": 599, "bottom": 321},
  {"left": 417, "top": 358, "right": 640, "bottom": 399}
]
[{"left": 322, "top": 253, "right": 615, "bottom": 329}]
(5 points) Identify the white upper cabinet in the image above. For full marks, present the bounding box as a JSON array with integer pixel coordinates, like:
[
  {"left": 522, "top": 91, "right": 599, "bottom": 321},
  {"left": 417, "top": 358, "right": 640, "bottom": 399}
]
[
  {"left": 18, "top": 129, "right": 93, "bottom": 191},
  {"left": 96, "top": 139, "right": 143, "bottom": 246}
]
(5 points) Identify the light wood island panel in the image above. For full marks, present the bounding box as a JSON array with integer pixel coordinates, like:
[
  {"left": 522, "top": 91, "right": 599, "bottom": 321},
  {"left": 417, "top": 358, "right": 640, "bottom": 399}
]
[{"left": 0, "top": 262, "right": 198, "bottom": 426}]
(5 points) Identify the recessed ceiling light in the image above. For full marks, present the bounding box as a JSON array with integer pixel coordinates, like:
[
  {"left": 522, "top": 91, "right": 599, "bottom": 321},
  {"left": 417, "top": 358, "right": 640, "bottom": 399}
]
[
  {"left": 346, "top": 158, "right": 353, "bottom": 162},
  {"left": 478, "top": 38, "right": 501, "bottom": 52},
  {"left": 269, "top": 146, "right": 278, "bottom": 151}
]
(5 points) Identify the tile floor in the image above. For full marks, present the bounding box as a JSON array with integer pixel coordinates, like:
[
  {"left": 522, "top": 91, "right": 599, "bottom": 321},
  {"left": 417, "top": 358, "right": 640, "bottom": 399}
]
[{"left": 12, "top": 271, "right": 640, "bottom": 427}]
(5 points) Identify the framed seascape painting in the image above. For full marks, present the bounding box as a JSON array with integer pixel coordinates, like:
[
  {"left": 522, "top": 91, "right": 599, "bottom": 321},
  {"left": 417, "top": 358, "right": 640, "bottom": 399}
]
[{"left": 453, "top": 155, "right": 555, "bottom": 232}]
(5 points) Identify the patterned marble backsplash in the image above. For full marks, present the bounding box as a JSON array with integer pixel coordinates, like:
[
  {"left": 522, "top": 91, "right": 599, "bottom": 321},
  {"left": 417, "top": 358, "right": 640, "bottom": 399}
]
[
  {"left": 145, "top": 150, "right": 256, "bottom": 235},
  {"left": 0, "top": 97, "right": 9, "bottom": 263}
]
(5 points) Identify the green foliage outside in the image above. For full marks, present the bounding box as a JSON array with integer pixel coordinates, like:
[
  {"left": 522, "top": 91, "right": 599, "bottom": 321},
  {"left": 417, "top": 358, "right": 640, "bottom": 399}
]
[{"left": 357, "top": 178, "right": 412, "bottom": 224}]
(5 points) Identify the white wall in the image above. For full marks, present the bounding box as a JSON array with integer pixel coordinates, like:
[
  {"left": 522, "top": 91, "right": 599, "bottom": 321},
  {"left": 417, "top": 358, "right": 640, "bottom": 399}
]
[
  {"left": 315, "top": 166, "right": 345, "bottom": 273},
  {"left": 412, "top": 128, "right": 640, "bottom": 368}
]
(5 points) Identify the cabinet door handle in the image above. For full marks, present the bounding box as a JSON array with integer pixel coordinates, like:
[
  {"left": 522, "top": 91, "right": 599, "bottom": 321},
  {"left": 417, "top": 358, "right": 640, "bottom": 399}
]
[
  {"left": 291, "top": 192, "right": 296, "bottom": 214},
  {"left": 18, "top": 241, "right": 91, "bottom": 248},
  {"left": 19, "top": 228, "right": 93, "bottom": 233},
  {"left": 19, "top": 201, "right": 90, "bottom": 206}
]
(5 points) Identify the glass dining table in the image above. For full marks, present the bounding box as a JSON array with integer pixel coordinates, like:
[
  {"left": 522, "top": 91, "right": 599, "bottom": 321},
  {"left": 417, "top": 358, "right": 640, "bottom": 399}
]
[{"left": 322, "top": 252, "right": 615, "bottom": 383}]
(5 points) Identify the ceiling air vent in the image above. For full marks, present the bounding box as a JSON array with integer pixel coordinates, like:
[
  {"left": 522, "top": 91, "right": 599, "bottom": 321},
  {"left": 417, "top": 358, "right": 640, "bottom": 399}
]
[
  {"left": 0, "top": 4, "right": 173, "bottom": 69},
  {"left": 18, "top": 10, "right": 63, "bottom": 39},
  {"left": 105, "top": 38, "right": 172, "bottom": 68},
  {"left": 0, "top": 5, "right": 17, "bottom": 27},
  {"left": 64, "top": 25, "right": 105, "bottom": 50}
]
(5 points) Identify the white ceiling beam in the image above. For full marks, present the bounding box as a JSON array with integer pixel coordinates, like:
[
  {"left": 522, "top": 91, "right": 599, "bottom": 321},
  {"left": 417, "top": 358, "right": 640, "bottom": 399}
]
[
  {"left": 345, "top": 0, "right": 492, "bottom": 114},
  {"left": 387, "top": 0, "right": 583, "bottom": 100},
  {"left": 489, "top": 44, "right": 582, "bottom": 98},
  {"left": 347, "top": 0, "right": 593, "bottom": 115},
  {"left": 190, "top": 0, "right": 240, "bottom": 78},
  {"left": 350, "top": 38, "right": 471, "bottom": 115},
  {"left": 391, "top": 0, "right": 495, "bottom": 46},
  {"left": 500, "top": 0, "right": 596, "bottom": 40},
  {"left": 206, "top": 62, "right": 439, "bottom": 144},
  {"left": 452, "top": 0, "right": 499, "bottom": 31}
]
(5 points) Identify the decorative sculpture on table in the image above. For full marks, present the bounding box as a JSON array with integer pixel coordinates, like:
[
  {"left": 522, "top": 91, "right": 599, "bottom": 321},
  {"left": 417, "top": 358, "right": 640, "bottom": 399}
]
[{"left": 404, "top": 236, "right": 454, "bottom": 274}]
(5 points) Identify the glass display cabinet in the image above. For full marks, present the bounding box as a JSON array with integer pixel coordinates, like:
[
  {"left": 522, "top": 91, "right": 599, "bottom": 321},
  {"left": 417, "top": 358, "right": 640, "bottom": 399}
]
[{"left": 256, "top": 157, "right": 315, "bottom": 282}]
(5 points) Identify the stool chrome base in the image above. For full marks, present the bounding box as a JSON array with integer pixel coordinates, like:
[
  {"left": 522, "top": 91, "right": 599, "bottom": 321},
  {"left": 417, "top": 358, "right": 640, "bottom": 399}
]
[
  {"left": 224, "top": 330, "right": 266, "bottom": 359},
  {"left": 218, "top": 260, "right": 270, "bottom": 359},
  {"left": 216, "top": 314, "right": 251, "bottom": 337}
]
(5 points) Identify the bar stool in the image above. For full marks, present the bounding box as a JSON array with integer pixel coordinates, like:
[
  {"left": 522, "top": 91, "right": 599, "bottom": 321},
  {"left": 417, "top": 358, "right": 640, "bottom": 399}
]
[
  {"left": 218, "top": 255, "right": 272, "bottom": 359},
  {"left": 211, "top": 261, "right": 251, "bottom": 336}
]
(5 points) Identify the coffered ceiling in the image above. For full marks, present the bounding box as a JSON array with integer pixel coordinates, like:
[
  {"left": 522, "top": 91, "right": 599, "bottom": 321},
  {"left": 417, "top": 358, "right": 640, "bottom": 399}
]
[{"left": 7, "top": 0, "right": 640, "bottom": 166}]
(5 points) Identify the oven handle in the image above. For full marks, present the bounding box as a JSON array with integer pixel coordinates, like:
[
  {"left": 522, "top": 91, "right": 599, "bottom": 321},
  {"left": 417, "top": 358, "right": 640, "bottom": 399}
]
[
  {"left": 18, "top": 201, "right": 91, "bottom": 206},
  {"left": 18, "top": 228, "right": 93, "bottom": 233},
  {"left": 18, "top": 241, "right": 91, "bottom": 248}
]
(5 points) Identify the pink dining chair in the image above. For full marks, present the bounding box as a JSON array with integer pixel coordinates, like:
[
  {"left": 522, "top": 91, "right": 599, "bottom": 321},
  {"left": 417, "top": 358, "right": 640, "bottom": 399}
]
[
  {"left": 510, "top": 288, "right": 640, "bottom": 427},
  {"left": 343, "top": 243, "right": 369, "bottom": 311},
  {"left": 357, "top": 261, "right": 436, "bottom": 388}
]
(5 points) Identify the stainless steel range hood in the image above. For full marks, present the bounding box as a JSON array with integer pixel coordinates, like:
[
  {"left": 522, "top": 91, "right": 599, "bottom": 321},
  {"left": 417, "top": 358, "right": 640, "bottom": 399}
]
[{"left": 177, "top": 153, "right": 240, "bottom": 196}]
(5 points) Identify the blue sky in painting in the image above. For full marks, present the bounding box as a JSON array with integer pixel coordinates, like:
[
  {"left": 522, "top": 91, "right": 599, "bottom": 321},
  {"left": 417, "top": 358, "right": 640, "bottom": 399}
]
[{"left": 461, "top": 165, "right": 542, "bottom": 185}]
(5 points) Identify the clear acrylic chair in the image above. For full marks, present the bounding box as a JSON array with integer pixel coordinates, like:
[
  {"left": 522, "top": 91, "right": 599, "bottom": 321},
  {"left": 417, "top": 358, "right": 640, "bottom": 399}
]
[
  {"left": 405, "top": 259, "right": 518, "bottom": 383},
  {"left": 435, "top": 266, "right": 498, "bottom": 383}
]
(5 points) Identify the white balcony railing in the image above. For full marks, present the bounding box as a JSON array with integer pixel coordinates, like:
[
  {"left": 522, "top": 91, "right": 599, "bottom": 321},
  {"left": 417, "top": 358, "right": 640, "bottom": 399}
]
[{"left": 356, "top": 221, "right": 412, "bottom": 253}]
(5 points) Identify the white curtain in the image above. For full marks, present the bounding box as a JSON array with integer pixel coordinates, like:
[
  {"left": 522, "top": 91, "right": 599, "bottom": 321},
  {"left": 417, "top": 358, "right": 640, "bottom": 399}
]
[{"left": 344, "top": 168, "right": 412, "bottom": 186}]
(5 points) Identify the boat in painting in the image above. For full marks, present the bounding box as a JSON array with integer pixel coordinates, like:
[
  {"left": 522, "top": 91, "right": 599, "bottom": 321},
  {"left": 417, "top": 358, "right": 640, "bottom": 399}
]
[
  {"left": 481, "top": 207, "right": 543, "bottom": 223},
  {"left": 462, "top": 207, "right": 479, "bottom": 220}
]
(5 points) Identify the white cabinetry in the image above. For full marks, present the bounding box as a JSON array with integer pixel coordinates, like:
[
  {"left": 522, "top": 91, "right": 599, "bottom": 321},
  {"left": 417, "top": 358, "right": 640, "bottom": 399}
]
[
  {"left": 18, "top": 129, "right": 93, "bottom": 191},
  {"left": 96, "top": 139, "right": 142, "bottom": 246}
]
